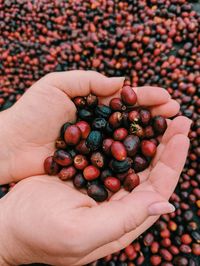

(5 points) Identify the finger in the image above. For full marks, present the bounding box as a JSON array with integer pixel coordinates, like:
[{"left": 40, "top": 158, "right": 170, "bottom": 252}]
[
  {"left": 100, "top": 86, "right": 170, "bottom": 106},
  {"left": 83, "top": 190, "right": 173, "bottom": 252},
  {"left": 78, "top": 216, "right": 157, "bottom": 265},
  {"left": 40, "top": 70, "right": 124, "bottom": 98},
  {"left": 150, "top": 99, "right": 180, "bottom": 117},
  {"left": 151, "top": 116, "right": 192, "bottom": 167},
  {"left": 149, "top": 134, "right": 190, "bottom": 198}
]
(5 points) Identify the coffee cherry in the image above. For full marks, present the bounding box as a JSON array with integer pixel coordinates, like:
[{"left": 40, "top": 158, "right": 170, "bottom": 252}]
[
  {"left": 91, "top": 152, "right": 105, "bottom": 168},
  {"left": 116, "top": 168, "right": 134, "bottom": 182},
  {"left": 92, "top": 118, "right": 107, "bottom": 130},
  {"left": 74, "top": 154, "right": 88, "bottom": 170},
  {"left": 73, "top": 96, "right": 86, "bottom": 108},
  {"left": 83, "top": 165, "right": 100, "bottom": 180},
  {"left": 60, "top": 122, "right": 72, "bottom": 139},
  {"left": 86, "top": 130, "right": 103, "bottom": 151},
  {"left": 128, "top": 110, "right": 140, "bottom": 122},
  {"left": 110, "top": 158, "right": 131, "bottom": 173},
  {"left": 87, "top": 184, "right": 108, "bottom": 202},
  {"left": 73, "top": 173, "right": 87, "bottom": 189},
  {"left": 102, "top": 138, "right": 114, "bottom": 155},
  {"left": 75, "top": 140, "right": 90, "bottom": 154},
  {"left": 58, "top": 166, "right": 76, "bottom": 180},
  {"left": 132, "top": 155, "right": 148, "bottom": 172},
  {"left": 153, "top": 116, "right": 167, "bottom": 135},
  {"left": 130, "top": 123, "right": 144, "bottom": 138},
  {"left": 76, "top": 121, "right": 91, "bottom": 139},
  {"left": 104, "top": 122, "right": 114, "bottom": 135},
  {"left": 111, "top": 141, "right": 127, "bottom": 161},
  {"left": 104, "top": 176, "right": 121, "bottom": 192},
  {"left": 144, "top": 125, "right": 155, "bottom": 138},
  {"left": 123, "top": 135, "right": 140, "bottom": 156},
  {"left": 150, "top": 255, "right": 162, "bottom": 266},
  {"left": 64, "top": 125, "right": 81, "bottom": 145},
  {"left": 100, "top": 169, "right": 113, "bottom": 182},
  {"left": 123, "top": 173, "right": 140, "bottom": 191},
  {"left": 67, "top": 148, "right": 77, "bottom": 158},
  {"left": 141, "top": 140, "right": 157, "bottom": 157},
  {"left": 160, "top": 249, "right": 173, "bottom": 261},
  {"left": 110, "top": 98, "right": 126, "bottom": 111},
  {"left": 53, "top": 150, "right": 73, "bottom": 166},
  {"left": 108, "top": 111, "right": 123, "bottom": 128},
  {"left": 44, "top": 156, "right": 60, "bottom": 175},
  {"left": 95, "top": 105, "right": 112, "bottom": 119},
  {"left": 86, "top": 94, "right": 98, "bottom": 108},
  {"left": 121, "top": 85, "right": 137, "bottom": 106},
  {"left": 139, "top": 108, "right": 151, "bottom": 126},
  {"left": 78, "top": 109, "right": 93, "bottom": 122},
  {"left": 113, "top": 128, "right": 128, "bottom": 141},
  {"left": 55, "top": 138, "right": 67, "bottom": 149}
]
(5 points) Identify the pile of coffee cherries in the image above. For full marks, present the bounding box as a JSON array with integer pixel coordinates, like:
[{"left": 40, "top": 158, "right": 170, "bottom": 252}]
[{"left": 44, "top": 83, "right": 167, "bottom": 202}]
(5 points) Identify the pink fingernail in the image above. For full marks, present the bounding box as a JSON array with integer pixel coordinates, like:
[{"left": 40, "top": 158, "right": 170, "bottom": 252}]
[{"left": 148, "top": 201, "right": 175, "bottom": 216}]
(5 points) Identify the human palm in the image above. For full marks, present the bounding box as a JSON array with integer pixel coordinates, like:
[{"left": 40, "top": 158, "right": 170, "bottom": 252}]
[{"left": 0, "top": 71, "right": 191, "bottom": 265}]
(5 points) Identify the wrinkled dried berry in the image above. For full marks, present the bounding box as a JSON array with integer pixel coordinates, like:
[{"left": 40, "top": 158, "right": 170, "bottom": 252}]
[{"left": 91, "top": 152, "right": 105, "bottom": 168}]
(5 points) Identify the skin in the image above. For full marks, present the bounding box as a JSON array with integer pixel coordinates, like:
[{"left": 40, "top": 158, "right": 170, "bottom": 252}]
[{"left": 0, "top": 71, "right": 191, "bottom": 265}]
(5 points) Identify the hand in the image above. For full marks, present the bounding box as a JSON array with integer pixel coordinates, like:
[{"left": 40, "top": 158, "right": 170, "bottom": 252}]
[
  {"left": 0, "top": 117, "right": 190, "bottom": 266},
  {"left": 0, "top": 70, "right": 179, "bottom": 184},
  {"left": 0, "top": 71, "right": 191, "bottom": 265}
]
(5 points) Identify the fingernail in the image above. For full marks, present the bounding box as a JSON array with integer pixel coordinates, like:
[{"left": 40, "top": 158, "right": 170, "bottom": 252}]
[{"left": 148, "top": 201, "right": 175, "bottom": 216}]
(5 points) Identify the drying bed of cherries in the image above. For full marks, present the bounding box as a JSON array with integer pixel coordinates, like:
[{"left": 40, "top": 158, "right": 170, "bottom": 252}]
[
  {"left": 44, "top": 84, "right": 167, "bottom": 202},
  {"left": 0, "top": 0, "right": 199, "bottom": 265}
]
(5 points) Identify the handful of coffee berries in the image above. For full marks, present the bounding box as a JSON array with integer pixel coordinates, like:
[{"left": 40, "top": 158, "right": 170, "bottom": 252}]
[{"left": 44, "top": 83, "right": 167, "bottom": 202}]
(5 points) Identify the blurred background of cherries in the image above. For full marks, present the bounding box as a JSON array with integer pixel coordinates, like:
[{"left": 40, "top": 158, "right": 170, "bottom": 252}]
[{"left": 0, "top": 0, "right": 199, "bottom": 265}]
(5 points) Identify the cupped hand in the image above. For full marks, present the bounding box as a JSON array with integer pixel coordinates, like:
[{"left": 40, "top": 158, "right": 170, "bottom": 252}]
[
  {"left": 1, "top": 70, "right": 179, "bottom": 183},
  {"left": 0, "top": 71, "right": 191, "bottom": 265}
]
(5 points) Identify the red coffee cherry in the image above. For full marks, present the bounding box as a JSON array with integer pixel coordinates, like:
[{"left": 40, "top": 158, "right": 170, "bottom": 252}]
[
  {"left": 123, "top": 173, "right": 140, "bottom": 191},
  {"left": 76, "top": 120, "right": 91, "bottom": 139},
  {"left": 74, "top": 154, "right": 88, "bottom": 170},
  {"left": 113, "top": 127, "right": 128, "bottom": 141},
  {"left": 44, "top": 156, "right": 60, "bottom": 175},
  {"left": 104, "top": 176, "right": 121, "bottom": 192},
  {"left": 53, "top": 150, "right": 73, "bottom": 166},
  {"left": 58, "top": 166, "right": 76, "bottom": 180},
  {"left": 83, "top": 165, "right": 100, "bottom": 180},
  {"left": 141, "top": 140, "right": 157, "bottom": 157},
  {"left": 111, "top": 141, "right": 127, "bottom": 161},
  {"left": 64, "top": 125, "right": 82, "bottom": 145},
  {"left": 121, "top": 85, "right": 137, "bottom": 106}
]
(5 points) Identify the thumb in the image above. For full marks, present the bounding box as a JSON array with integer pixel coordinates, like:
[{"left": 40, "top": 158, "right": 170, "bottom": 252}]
[
  {"left": 39, "top": 70, "right": 125, "bottom": 98},
  {"left": 83, "top": 191, "right": 175, "bottom": 251}
]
